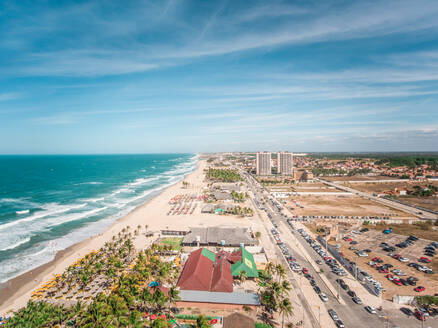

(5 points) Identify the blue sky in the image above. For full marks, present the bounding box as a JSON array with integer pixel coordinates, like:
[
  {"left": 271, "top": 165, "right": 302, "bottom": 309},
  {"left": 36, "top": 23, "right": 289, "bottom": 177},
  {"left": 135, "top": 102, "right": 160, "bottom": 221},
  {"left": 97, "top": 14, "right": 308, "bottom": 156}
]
[{"left": 1, "top": 0, "right": 438, "bottom": 154}]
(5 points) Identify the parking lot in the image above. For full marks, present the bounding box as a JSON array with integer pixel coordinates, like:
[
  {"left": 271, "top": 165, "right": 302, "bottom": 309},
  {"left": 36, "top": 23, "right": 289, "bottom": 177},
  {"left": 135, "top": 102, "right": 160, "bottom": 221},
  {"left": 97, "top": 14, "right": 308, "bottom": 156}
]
[{"left": 338, "top": 229, "right": 438, "bottom": 299}]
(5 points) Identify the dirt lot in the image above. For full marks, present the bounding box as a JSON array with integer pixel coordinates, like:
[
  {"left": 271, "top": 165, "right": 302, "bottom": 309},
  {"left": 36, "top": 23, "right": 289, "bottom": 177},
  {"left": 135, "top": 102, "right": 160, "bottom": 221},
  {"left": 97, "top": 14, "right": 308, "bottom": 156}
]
[
  {"left": 344, "top": 181, "right": 438, "bottom": 212},
  {"left": 286, "top": 195, "right": 410, "bottom": 217},
  {"left": 324, "top": 175, "right": 402, "bottom": 181},
  {"left": 345, "top": 181, "right": 438, "bottom": 194},
  {"left": 337, "top": 229, "right": 438, "bottom": 300}
]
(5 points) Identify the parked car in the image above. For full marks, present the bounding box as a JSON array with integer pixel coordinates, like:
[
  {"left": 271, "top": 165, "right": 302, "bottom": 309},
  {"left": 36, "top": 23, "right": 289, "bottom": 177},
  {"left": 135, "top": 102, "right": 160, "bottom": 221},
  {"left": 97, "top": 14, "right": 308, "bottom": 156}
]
[
  {"left": 347, "top": 290, "right": 356, "bottom": 298},
  {"left": 352, "top": 296, "right": 363, "bottom": 304},
  {"left": 414, "top": 286, "right": 426, "bottom": 292},
  {"left": 335, "top": 320, "right": 345, "bottom": 328},
  {"left": 415, "top": 309, "right": 427, "bottom": 321},
  {"left": 319, "top": 293, "right": 328, "bottom": 302},
  {"left": 365, "top": 306, "right": 377, "bottom": 314},
  {"left": 400, "top": 307, "right": 413, "bottom": 316},
  {"left": 328, "top": 309, "right": 339, "bottom": 321},
  {"left": 419, "top": 257, "right": 431, "bottom": 263}
]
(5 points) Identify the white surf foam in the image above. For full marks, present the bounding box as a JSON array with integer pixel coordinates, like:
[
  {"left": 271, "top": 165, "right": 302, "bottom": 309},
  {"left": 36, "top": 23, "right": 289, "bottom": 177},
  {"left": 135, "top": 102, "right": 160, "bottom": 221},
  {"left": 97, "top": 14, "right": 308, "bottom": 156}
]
[
  {"left": 0, "top": 237, "right": 31, "bottom": 251},
  {"left": 16, "top": 209, "right": 30, "bottom": 215},
  {"left": 48, "top": 207, "right": 108, "bottom": 227},
  {"left": 85, "top": 197, "right": 105, "bottom": 203},
  {"left": 74, "top": 181, "right": 103, "bottom": 185},
  {"left": 0, "top": 203, "right": 87, "bottom": 231}
]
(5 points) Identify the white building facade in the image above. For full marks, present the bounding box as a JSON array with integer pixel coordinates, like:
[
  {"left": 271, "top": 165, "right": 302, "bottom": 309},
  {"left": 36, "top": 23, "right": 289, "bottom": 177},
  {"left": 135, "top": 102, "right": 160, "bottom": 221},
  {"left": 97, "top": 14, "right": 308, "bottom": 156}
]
[
  {"left": 278, "top": 152, "right": 293, "bottom": 175},
  {"left": 256, "top": 152, "right": 271, "bottom": 175}
]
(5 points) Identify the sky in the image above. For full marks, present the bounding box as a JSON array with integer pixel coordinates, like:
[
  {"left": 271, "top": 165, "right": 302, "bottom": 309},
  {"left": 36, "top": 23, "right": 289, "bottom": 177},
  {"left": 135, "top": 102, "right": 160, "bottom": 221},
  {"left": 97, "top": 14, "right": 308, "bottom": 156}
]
[{"left": 1, "top": 0, "right": 438, "bottom": 154}]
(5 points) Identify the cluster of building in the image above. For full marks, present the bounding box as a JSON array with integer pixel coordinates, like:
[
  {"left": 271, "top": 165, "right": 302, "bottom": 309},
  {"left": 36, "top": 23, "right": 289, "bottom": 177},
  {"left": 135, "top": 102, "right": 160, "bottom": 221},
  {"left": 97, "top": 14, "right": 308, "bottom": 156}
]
[
  {"left": 380, "top": 165, "right": 438, "bottom": 179},
  {"left": 256, "top": 151, "right": 294, "bottom": 176},
  {"left": 162, "top": 226, "right": 264, "bottom": 310}
]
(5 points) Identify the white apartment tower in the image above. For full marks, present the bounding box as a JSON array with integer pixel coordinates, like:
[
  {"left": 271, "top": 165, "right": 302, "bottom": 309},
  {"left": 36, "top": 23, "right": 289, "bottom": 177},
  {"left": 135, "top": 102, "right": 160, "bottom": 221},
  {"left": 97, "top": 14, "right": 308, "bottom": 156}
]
[
  {"left": 256, "top": 152, "right": 271, "bottom": 175},
  {"left": 278, "top": 152, "right": 293, "bottom": 175}
]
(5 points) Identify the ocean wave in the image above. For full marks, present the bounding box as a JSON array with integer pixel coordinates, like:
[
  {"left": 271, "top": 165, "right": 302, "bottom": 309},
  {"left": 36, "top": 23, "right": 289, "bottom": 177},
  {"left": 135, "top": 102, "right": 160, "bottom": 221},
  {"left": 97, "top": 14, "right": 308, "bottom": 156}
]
[
  {"left": 0, "top": 237, "right": 31, "bottom": 251},
  {"left": 0, "top": 198, "right": 25, "bottom": 204},
  {"left": 111, "top": 188, "right": 133, "bottom": 196},
  {"left": 16, "top": 209, "right": 30, "bottom": 215},
  {"left": 85, "top": 197, "right": 105, "bottom": 203},
  {"left": 74, "top": 181, "right": 103, "bottom": 186},
  {"left": 128, "top": 176, "right": 160, "bottom": 187},
  {"left": 0, "top": 203, "right": 87, "bottom": 231},
  {"left": 0, "top": 155, "right": 199, "bottom": 283},
  {"left": 48, "top": 206, "right": 108, "bottom": 227}
]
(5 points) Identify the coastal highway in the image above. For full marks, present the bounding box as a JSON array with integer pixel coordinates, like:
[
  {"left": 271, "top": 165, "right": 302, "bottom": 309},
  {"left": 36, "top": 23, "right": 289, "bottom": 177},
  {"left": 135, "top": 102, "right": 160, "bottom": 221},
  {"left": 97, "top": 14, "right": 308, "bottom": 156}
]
[{"left": 318, "top": 178, "right": 438, "bottom": 220}]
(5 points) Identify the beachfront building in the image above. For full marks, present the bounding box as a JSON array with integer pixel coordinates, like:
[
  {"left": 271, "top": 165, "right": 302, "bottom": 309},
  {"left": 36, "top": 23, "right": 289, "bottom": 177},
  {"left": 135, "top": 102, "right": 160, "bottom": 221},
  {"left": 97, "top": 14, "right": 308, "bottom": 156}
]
[
  {"left": 278, "top": 152, "right": 293, "bottom": 175},
  {"left": 182, "top": 227, "right": 255, "bottom": 247},
  {"left": 177, "top": 247, "right": 259, "bottom": 293},
  {"left": 256, "top": 152, "right": 271, "bottom": 175}
]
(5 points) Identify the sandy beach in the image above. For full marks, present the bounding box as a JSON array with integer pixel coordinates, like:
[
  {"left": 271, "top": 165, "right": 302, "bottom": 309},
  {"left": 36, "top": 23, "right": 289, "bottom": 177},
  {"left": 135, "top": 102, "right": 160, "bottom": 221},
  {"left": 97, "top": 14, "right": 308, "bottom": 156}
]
[{"left": 0, "top": 158, "right": 244, "bottom": 315}]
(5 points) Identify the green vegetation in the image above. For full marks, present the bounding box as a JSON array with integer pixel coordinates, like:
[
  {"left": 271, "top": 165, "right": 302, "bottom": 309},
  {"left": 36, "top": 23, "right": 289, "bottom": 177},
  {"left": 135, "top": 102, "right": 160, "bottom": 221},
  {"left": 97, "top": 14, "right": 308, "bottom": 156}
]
[
  {"left": 375, "top": 156, "right": 438, "bottom": 169},
  {"left": 259, "top": 263, "right": 294, "bottom": 327},
  {"left": 311, "top": 167, "right": 371, "bottom": 177},
  {"left": 6, "top": 237, "right": 182, "bottom": 327},
  {"left": 160, "top": 237, "right": 183, "bottom": 251},
  {"left": 174, "top": 314, "right": 218, "bottom": 321},
  {"left": 410, "top": 185, "right": 438, "bottom": 197},
  {"left": 206, "top": 168, "right": 242, "bottom": 182},
  {"left": 4, "top": 301, "right": 71, "bottom": 328},
  {"left": 231, "top": 190, "right": 248, "bottom": 202},
  {"left": 255, "top": 323, "right": 274, "bottom": 328},
  {"left": 415, "top": 295, "right": 438, "bottom": 306},
  {"left": 231, "top": 205, "right": 253, "bottom": 216},
  {"left": 260, "top": 179, "right": 292, "bottom": 185}
]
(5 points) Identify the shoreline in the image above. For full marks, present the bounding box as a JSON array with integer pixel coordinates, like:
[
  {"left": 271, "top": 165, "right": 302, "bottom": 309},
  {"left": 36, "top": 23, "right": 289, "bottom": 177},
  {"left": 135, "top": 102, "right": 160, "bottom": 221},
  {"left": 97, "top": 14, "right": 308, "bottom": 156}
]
[{"left": 0, "top": 158, "right": 204, "bottom": 315}]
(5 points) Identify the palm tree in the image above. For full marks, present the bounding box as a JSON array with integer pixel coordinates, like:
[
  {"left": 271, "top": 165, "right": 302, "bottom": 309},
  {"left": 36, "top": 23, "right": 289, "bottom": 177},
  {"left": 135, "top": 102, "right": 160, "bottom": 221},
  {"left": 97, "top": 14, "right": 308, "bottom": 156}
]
[
  {"left": 238, "top": 270, "right": 247, "bottom": 285},
  {"left": 167, "top": 285, "right": 180, "bottom": 310},
  {"left": 275, "top": 264, "right": 286, "bottom": 282},
  {"left": 265, "top": 262, "right": 275, "bottom": 277},
  {"left": 196, "top": 315, "right": 211, "bottom": 328},
  {"left": 281, "top": 280, "right": 291, "bottom": 294},
  {"left": 278, "top": 298, "right": 293, "bottom": 328}
]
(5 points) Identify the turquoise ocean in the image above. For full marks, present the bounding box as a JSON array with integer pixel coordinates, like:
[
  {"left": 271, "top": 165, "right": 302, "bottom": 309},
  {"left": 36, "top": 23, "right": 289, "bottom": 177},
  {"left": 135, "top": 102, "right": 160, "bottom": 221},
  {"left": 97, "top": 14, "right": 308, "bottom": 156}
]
[{"left": 0, "top": 154, "right": 197, "bottom": 283}]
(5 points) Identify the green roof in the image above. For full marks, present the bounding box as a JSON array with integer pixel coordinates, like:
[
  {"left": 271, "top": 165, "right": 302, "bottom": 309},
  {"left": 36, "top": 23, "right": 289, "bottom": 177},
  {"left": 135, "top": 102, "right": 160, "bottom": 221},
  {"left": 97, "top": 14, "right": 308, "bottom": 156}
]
[
  {"left": 231, "top": 247, "right": 259, "bottom": 278},
  {"left": 201, "top": 248, "right": 216, "bottom": 262}
]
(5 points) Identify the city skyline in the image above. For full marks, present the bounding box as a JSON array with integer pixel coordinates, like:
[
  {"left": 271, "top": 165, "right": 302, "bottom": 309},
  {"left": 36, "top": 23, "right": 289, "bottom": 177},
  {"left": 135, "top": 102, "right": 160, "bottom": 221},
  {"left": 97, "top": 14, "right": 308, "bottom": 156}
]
[{"left": 1, "top": 0, "right": 438, "bottom": 154}]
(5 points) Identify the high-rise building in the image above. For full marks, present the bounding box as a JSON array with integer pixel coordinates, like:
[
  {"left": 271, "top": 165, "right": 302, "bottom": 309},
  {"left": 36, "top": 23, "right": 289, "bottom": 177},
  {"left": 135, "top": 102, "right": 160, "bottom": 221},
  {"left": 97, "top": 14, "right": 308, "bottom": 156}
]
[
  {"left": 278, "top": 152, "right": 293, "bottom": 175},
  {"left": 256, "top": 152, "right": 271, "bottom": 175}
]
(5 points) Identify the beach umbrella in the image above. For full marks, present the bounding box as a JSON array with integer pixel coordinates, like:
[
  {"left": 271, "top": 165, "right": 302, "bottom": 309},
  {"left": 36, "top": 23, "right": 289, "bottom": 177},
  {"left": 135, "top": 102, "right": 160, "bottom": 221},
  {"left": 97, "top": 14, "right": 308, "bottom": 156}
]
[{"left": 150, "top": 314, "right": 157, "bottom": 320}]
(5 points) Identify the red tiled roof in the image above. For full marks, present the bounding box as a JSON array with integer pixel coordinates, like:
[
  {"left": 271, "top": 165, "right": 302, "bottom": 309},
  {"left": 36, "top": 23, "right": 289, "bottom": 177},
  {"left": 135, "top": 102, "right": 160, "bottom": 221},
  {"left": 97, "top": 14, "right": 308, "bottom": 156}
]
[
  {"left": 177, "top": 248, "right": 213, "bottom": 291},
  {"left": 211, "top": 253, "right": 233, "bottom": 292},
  {"left": 177, "top": 248, "right": 238, "bottom": 293}
]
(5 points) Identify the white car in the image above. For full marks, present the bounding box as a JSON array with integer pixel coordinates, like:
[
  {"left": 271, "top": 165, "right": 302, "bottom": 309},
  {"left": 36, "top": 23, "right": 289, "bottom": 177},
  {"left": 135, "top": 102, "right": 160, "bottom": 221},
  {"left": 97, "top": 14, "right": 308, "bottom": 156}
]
[
  {"left": 365, "top": 306, "right": 377, "bottom": 314},
  {"left": 399, "top": 257, "right": 409, "bottom": 262},
  {"left": 319, "top": 293, "right": 328, "bottom": 302}
]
